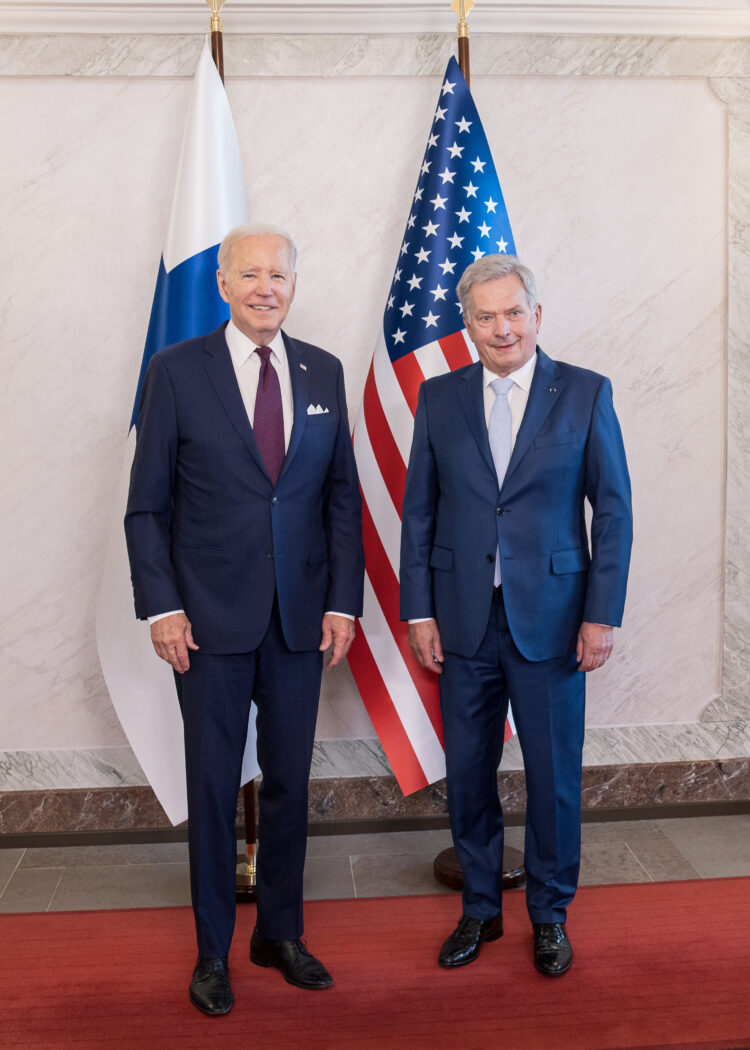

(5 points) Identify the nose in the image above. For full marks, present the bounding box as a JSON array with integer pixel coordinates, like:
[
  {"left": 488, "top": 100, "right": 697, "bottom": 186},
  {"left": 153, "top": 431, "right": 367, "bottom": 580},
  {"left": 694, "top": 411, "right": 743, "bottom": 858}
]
[
  {"left": 492, "top": 314, "right": 511, "bottom": 337},
  {"left": 255, "top": 275, "right": 273, "bottom": 296}
]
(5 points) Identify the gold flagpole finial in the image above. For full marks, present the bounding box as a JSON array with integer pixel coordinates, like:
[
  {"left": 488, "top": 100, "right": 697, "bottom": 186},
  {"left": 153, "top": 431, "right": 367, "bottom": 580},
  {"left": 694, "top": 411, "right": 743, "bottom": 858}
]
[
  {"left": 205, "top": 0, "right": 227, "bottom": 34},
  {"left": 450, "top": 0, "right": 475, "bottom": 38}
]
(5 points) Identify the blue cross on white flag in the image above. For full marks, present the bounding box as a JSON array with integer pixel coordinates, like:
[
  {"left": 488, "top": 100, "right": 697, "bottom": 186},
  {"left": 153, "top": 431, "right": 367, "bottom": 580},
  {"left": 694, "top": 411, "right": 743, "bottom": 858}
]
[{"left": 96, "top": 40, "right": 256, "bottom": 825}]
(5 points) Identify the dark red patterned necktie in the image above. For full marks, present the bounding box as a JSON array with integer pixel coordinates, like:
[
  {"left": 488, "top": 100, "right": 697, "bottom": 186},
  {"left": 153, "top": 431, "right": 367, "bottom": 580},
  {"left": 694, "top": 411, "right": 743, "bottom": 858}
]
[{"left": 253, "top": 345, "right": 285, "bottom": 485}]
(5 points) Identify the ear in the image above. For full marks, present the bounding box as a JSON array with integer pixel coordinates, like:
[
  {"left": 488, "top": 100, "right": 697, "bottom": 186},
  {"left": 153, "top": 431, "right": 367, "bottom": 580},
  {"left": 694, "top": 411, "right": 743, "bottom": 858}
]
[
  {"left": 216, "top": 269, "right": 230, "bottom": 304},
  {"left": 534, "top": 303, "right": 542, "bottom": 331}
]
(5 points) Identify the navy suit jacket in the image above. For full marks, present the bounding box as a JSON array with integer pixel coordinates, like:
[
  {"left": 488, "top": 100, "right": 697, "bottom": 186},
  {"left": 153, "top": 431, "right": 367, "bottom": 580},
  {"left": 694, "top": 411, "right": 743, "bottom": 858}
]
[
  {"left": 400, "top": 347, "right": 632, "bottom": 662},
  {"left": 125, "top": 323, "right": 364, "bottom": 654}
]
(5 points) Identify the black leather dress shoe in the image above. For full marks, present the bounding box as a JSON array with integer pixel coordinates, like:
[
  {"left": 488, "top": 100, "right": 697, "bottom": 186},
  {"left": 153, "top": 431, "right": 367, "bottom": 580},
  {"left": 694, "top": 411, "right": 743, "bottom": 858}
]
[
  {"left": 533, "top": 923, "right": 573, "bottom": 976},
  {"left": 438, "top": 913, "right": 503, "bottom": 968},
  {"left": 250, "top": 928, "right": 333, "bottom": 989},
  {"left": 189, "top": 956, "right": 233, "bottom": 1015}
]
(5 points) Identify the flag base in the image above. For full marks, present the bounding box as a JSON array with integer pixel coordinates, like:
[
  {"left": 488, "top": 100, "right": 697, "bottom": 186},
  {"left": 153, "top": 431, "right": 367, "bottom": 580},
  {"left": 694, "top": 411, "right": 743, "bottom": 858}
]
[
  {"left": 236, "top": 852, "right": 257, "bottom": 903},
  {"left": 433, "top": 846, "right": 526, "bottom": 892}
]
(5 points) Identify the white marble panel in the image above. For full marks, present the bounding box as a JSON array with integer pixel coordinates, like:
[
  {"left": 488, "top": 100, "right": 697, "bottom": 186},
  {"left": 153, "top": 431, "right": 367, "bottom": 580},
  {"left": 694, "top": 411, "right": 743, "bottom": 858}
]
[
  {"left": 0, "top": 59, "right": 732, "bottom": 774},
  {"left": 0, "top": 748, "right": 147, "bottom": 790}
]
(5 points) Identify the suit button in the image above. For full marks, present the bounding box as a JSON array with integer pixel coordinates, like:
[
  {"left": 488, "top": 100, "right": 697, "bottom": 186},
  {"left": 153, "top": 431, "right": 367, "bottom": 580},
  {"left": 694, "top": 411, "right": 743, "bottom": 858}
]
[
  {"left": 267, "top": 551, "right": 274, "bottom": 559},
  {"left": 486, "top": 554, "right": 494, "bottom": 562},
  {"left": 496, "top": 507, "right": 504, "bottom": 516},
  {"left": 271, "top": 497, "right": 278, "bottom": 505}
]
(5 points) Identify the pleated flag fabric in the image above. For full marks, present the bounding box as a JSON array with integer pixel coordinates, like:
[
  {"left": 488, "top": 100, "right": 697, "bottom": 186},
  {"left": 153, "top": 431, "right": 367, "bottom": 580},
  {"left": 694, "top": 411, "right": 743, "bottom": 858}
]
[
  {"left": 348, "top": 57, "right": 517, "bottom": 794},
  {"left": 96, "top": 40, "right": 257, "bottom": 824}
]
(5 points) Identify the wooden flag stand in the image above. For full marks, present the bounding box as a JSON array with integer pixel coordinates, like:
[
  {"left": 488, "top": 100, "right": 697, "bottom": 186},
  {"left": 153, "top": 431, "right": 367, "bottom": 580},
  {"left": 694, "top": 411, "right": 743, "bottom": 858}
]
[{"left": 433, "top": 0, "right": 526, "bottom": 895}]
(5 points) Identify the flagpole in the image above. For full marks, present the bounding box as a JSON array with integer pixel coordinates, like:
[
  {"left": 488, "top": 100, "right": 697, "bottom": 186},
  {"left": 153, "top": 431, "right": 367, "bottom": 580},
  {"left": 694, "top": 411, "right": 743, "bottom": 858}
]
[
  {"left": 208, "top": 0, "right": 225, "bottom": 82},
  {"left": 203, "top": 0, "right": 257, "bottom": 904},
  {"left": 451, "top": 0, "right": 474, "bottom": 87},
  {"left": 432, "top": 0, "right": 526, "bottom": 896}
]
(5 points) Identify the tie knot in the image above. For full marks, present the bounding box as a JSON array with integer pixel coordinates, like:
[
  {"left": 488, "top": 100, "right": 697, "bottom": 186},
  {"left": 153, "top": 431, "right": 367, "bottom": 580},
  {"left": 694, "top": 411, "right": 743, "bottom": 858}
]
[
  {"left": 256, "top": 345, "right": 272, "bottom": 364},
  {"left": 491, "top": 376, "right": 514, "bottom": 398}
]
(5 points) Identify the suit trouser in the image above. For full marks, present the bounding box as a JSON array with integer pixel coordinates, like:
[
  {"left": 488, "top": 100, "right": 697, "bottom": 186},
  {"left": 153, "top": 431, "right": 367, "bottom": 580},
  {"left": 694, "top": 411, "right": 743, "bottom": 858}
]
[
  {"left": 175, "top": 599, "right": 322, "bottom": 958},
  {"left": 439, "top": 587, "right": 585, "bottom": 925}
]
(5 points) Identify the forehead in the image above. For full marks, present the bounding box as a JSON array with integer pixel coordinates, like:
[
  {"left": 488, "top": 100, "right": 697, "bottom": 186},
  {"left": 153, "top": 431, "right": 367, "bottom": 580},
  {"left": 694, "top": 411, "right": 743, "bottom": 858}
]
[
  {"left": 229, "top": 234, "right": 293, "bottom": 271},
  {"left": 469, "top": 274, "right": 526, "bottom": 310}
]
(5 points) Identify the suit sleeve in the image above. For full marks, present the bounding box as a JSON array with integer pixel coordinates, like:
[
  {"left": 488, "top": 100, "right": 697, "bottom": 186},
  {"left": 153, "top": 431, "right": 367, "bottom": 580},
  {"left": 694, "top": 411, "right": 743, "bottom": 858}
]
[
  {"left": 399, "top": 383, "right": 439, "bottom": 621},
  {"left": 322, "top": 361, "right": 365, "bottom": 617},
  {"left": 583, "top": 377, "right": 633, "bottom": 627},
  {"left": 124, "top": 354, "right": 184, "bottom": 620}
]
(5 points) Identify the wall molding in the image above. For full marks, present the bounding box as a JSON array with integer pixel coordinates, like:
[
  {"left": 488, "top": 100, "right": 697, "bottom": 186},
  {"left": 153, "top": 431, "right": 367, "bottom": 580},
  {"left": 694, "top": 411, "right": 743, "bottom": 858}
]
[{"left": 1, "top": 1, "right": 749, "bottom": 37}]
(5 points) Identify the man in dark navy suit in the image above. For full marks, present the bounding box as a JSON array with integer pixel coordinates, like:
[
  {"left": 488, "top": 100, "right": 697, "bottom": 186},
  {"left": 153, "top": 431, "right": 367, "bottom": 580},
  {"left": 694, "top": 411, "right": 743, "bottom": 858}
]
[
  {"left": 125, "top": 223, "right": 364, "bottom": 1015},
  {"left": 400, "top": 255, "right": 632, "bottom": 977}
]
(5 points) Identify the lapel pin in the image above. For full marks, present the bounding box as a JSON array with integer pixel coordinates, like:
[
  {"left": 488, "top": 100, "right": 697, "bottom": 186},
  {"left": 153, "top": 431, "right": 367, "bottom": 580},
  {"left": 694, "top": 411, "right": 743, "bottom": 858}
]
[
  {"left": 549, "top": 386, "right": 557, "bottom": 392},
  {"left": 300, "top": 363, "right": 307, "bottom": 371}
]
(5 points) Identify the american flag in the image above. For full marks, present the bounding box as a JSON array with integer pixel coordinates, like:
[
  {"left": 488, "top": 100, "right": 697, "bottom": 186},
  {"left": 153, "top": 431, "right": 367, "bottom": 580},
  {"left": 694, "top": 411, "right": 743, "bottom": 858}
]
[{"left": 348, "top": 56, "right": 517, "bottom": 795}]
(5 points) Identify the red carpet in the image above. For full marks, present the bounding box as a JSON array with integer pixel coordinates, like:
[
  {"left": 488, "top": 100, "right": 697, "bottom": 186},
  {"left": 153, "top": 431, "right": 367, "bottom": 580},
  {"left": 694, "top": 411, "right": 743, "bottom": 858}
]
[{"left": 2, "top": 879, "right": 749, "bottom": 1050}]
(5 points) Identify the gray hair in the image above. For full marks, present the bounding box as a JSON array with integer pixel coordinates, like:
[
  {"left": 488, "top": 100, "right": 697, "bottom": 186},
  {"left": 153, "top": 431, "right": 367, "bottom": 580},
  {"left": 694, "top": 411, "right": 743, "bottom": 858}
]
[
  {"left": 217, "top": 222, "right": 298, "bottom": 273},
  {"left": 457, "top": 255, "right": 537, "bottom": 319}
]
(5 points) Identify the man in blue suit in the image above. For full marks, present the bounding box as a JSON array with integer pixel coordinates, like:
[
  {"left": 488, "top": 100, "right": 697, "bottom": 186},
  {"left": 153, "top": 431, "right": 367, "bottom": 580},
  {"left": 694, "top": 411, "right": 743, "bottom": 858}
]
[
  {"left": 125, "top": 223, "right": 364, "bottom": 1015},
  {"left": 400, "top": 255, "right": 631, "bottom": 977}
]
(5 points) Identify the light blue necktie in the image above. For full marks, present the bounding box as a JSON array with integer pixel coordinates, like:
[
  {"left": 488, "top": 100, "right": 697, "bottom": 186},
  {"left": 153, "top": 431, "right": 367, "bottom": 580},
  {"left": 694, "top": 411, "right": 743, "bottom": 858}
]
[{"left": 489, "top": 376, "right": 515, "bottom": 586}]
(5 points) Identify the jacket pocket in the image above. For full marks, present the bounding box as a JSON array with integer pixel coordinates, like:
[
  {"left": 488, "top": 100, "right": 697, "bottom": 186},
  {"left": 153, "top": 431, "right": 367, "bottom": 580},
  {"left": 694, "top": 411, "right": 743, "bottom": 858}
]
[
  {"left": 534, "top": 429, "right": 578, "bottom": 448},
  {"left": 550, "top": 547, "right": 590, "bottom": 575},
  {"left": 429, "top": 545, "right": 454, "bottom": 571}
]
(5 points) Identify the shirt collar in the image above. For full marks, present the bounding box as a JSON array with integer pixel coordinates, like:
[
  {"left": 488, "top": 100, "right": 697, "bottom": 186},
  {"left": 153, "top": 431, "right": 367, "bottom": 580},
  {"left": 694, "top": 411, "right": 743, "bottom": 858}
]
[
  {"left": 482, "top": 348, "right": 538, "bottom": 393},
  {"left": 225, "top": 320, "right": 287, "bottom": 369}
]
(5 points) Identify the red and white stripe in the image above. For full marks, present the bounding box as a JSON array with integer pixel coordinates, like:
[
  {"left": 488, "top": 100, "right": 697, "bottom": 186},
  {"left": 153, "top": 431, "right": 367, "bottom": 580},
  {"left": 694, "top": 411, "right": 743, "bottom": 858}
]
[{"left": 349, "top": 326, "right": 504, "bottom": 795}]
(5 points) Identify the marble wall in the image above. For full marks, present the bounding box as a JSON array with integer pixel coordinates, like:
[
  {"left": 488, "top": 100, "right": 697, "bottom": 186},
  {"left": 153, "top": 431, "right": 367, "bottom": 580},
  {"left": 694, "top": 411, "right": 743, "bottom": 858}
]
[{"left": 1, "top": 31, "right": 748, "bottom": 797}]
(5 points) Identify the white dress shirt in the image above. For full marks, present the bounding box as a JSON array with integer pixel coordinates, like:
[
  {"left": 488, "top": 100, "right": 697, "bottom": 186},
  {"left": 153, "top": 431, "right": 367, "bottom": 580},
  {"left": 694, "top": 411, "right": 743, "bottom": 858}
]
[
  {"left": 482, "top": 350, "right": 537, "bottom": 445},
  {"left": 224, "top": 321, "right": 294, "bottom": 452}
]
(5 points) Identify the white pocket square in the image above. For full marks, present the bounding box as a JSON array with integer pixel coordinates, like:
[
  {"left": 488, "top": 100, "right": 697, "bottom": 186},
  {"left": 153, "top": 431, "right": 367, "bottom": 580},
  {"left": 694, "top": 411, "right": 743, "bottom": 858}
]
[{"left": 307, "top": 404, "right": 330, "bottom": 415}]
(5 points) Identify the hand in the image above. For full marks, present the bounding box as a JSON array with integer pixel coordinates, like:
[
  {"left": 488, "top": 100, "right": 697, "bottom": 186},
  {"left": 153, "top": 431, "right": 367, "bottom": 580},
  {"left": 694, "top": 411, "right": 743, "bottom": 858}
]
[
  {"left": 576, "top": 621, "right": 614, "bottom": 673},
  {"left": 320, "top": 613, "right": 356, "bottom": 669},
  {"left": 150, "top": 612, "right": 199, "bottom": 673},
  {"left": 408, "top": 619, "right": 444, "bottom": 675}
]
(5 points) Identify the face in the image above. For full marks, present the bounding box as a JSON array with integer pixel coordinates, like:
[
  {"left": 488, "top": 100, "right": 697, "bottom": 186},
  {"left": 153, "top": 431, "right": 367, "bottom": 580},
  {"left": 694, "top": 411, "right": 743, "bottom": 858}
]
[
  {"left": 464, "top": 274, "right": 542, "bottom": 377},
  {"left": 216, "top": 234, "right": 296, "bottom": 344}
]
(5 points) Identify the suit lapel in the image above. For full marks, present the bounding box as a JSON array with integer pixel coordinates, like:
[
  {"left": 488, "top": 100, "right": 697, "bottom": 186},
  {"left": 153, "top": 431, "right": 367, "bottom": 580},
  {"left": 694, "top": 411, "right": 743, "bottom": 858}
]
[
  {"left": 457, "top": 362, "right": 496, "bottom": 475},
  {"left": 280, "top": 332, "right": 309, "bottom": 479},
  {"left": 503, "top": 347, "right": 563, "bottom": 488},
  {"left": 201, "top": 323, "right": 269, "bottom": 476}
]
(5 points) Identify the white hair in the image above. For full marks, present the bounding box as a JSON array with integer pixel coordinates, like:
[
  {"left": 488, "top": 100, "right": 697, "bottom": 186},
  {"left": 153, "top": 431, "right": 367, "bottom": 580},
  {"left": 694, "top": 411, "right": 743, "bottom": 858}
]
[
  {"left": 457, "top": 254, "right": 537, "bottom": 320},
  {"left": 217, "top": 222, "right": 297, "bottom": 273}
]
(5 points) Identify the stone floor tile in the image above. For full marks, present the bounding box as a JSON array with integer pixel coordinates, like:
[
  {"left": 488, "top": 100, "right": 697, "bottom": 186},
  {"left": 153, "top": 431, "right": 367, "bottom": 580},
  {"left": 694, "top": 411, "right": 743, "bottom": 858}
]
[
  {"left": 21, "top": 841, "right": 189, "bottom": 869},
  {"left": 0, "top": 866, "right": 63, "bottom": 913},
  {"left": 303, "top": 854, "right": 355, "bottom": 900},
  {"left": 48, "top": 862, "right": 191, "bottom": 911},
  {"left": 306, "top": 828, "right": 453, "bottom": 859},
  {"left": 578, "top": 841, "right": 651, "bottom": 886},
  {"left": 0, "top": 848, "right": 25, "bottom": 895},
  {"left": 351, "top": 852, "right": 454, "bottom": 898},
  {"left": 655, "top": 814, "right": 750, "bottom": 877}
]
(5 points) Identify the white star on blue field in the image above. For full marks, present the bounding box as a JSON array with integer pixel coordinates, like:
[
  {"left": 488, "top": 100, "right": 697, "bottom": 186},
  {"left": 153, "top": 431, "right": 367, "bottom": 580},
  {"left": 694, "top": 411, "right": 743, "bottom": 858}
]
[{"left": 384, "top": 56, "right": 516, "bottom": 362}]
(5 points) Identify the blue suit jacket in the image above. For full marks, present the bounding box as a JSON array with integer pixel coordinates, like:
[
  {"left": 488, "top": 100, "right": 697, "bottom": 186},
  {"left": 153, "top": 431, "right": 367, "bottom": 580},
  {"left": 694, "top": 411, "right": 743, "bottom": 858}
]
[
  {"left": 400, "top": 347, "right": 632, "bottom": 661},
  {"left": 125, "top": 323, "right": 364, "bottom": 654}
]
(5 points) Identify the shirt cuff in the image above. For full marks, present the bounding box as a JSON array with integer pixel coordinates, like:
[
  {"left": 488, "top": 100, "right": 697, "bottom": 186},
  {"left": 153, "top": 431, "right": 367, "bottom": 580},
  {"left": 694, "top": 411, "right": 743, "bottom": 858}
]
[
  {"left": 408, "top": 617, "right": 434, "bottom": 624},
  {"left": 325, "top": 611, "right": 355, "bottom": 620},
  {"left": 148, "top": 609, "right": 184, "bottom": 625}
]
